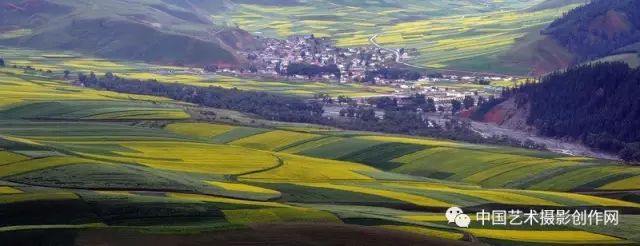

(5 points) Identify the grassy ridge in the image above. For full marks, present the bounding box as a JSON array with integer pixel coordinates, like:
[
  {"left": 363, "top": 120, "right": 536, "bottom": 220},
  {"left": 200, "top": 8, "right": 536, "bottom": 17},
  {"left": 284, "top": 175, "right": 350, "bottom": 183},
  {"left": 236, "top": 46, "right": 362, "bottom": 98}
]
[{"left": 0, "top": 0, "right": 239, "bottom": 65}]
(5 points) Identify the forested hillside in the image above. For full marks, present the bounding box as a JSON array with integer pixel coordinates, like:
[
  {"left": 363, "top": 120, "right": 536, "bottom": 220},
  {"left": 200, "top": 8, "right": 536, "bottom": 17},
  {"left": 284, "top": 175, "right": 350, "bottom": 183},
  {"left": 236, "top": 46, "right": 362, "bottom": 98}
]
[
  {"left": 544, "top": 0, "right": 640, "bottom": 63},
  {"left": 509, "top": 62, "right": 640, "bottom": 162}
]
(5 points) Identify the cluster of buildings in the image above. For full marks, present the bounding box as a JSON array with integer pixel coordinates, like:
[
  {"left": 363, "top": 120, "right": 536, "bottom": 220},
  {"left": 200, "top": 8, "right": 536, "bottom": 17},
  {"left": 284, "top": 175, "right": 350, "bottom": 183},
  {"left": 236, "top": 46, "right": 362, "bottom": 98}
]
[
  {"left": 240, "top": 35, "right": 405, "bottom": 82},
  {"left": 191, "top": 33, "right": 516, "bottom": 112},
  {"left": 423, "top": 75, "right": 512, "bottom": 83},
  {"left": 200, "top": 34, "right": 517, "bottom": 94}
]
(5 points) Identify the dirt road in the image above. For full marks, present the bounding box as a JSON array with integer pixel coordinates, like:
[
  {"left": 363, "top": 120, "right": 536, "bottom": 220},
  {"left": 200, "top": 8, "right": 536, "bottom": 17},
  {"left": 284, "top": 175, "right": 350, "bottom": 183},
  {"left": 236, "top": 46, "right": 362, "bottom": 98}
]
[{"left": 425, "top": 112, "right": 620, "bottom": 160}]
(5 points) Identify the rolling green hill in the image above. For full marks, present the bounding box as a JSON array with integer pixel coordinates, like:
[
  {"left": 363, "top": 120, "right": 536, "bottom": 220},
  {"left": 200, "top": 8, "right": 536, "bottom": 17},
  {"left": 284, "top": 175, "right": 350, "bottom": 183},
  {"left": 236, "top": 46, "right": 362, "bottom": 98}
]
[
  {"left": 0, "top": 57, "right": 639, "bottom": 245},
  {"left": 0, "top": 0, "right": 255, "bottom": 66},
  {"left": 1, "top": 2, "right": 640, "bottom": 244}
]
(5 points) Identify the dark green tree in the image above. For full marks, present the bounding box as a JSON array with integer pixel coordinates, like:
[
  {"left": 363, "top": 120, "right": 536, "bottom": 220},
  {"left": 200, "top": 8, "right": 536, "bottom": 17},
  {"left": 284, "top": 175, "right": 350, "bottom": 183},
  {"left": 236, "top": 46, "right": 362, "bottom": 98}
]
[
  {"left": 463, "top": 96, "right": 475, "bottom": 109},
  {"left": 425, "top": 98, "right": 437, "bottom": 112},
  {"left": 477, "top": 96, "right": 486, "bottom": 106},
  {"left": 451, "top": 99, "right": 462, "bottom": 115}
]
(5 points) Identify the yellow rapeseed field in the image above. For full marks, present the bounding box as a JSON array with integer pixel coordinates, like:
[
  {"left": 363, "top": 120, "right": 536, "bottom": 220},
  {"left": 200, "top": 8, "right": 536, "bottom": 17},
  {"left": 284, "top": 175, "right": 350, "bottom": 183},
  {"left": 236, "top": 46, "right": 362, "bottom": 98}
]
[
  {"left": 230, "top": 130, "right": 320, "bottom": 151},
  {"left": 0, "top": 151, "right": 29, "bottom": 165},
  {"left": 385, "top": 183, "right": 558, "bottom": 206},
  {"left": 207, "top": 181, "right": 281, "bottom": 196},
  {"left": 599, "top": 175, "right": 640, "bottom": 191},
  {"left": 0, "top": 156, "right": 94, "bottom": 177},
  {"left": 107, "top": 141, "right": 280, "bottom": 175},
  {"left": 293, "top": 182, "right": 453, "bottom": 208},
  {"left": 240, "top": 153, "right": 377, "bottom": 181},
  {"left": 0, "top": 186, "right": 22, "bottom": 194},
  {"left": 357, "top": 136, "right": 460, "bottom": 148},
  {"left": 167, "top": 192, "right": 289, "bottom": 208},
  {"left": 165, "top": 123, "right": 235, "bottom": 139}
]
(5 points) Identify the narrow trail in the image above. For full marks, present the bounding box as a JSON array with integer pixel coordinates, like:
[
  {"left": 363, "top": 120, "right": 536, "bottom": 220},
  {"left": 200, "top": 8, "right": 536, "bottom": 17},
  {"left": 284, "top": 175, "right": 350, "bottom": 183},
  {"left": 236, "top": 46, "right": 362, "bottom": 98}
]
[
  {"left": 231, "top": 154, "right": 284, "bottom": 180},
  {"left": 368, "top": 34, "right": 422, "bottom": 69}
]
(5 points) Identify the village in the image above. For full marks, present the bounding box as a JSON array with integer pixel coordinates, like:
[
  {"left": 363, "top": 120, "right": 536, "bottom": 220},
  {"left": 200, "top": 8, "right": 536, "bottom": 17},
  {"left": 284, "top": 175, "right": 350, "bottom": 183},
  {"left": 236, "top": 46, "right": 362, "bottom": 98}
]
[
  {"left": 161, "top": 34, "right": 518, "bottom": 114},
  {"left": 243, "top": 34, "right": 400, "bottom": 83}
]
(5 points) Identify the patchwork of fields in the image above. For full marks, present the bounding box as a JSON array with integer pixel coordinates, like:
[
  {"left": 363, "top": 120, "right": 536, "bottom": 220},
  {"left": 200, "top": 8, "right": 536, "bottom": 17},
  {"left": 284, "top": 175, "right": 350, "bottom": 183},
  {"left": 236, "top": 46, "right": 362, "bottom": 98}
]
[
  {"left": 0, "top": 47, "right": 393, "bottom": 97},
  {"left": 0, "top": 65, "right": 639, "bottom": 244},
  {"left": 213, "top": 0, "right": 584, "bottom": 74}
]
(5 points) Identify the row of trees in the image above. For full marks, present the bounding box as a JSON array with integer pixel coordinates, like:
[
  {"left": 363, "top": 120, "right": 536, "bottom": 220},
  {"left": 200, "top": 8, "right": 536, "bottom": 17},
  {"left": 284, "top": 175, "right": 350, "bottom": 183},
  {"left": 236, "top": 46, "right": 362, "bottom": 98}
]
[
  {"left": 333, "top": 107, "right": 544, "bottom": 150},
  {"left": 363, "top": 68, "right": 422, "bottom": 83},
  {"left": 313, "top": 93, "right": 356, "bottom": 105},
  {"left": 339, "top": 106, "right": 376, "bottom": 121},
  {"left": 80, "top": 72, "right": 324, "bottom": 123},
  {"left": 81, "top": 72, "right": 541, "bottom": 150},
  {"left": 286, "top": 63, "right": 341, "bottom": 80},
  {"left": 366, "top": 94, "right": 486, "bottom": 116},
  {"left": 512, "top": 62, "right": 640, "bottom": 162},
  {"left": 470, "top": 96, "right": 505, "bottom": 121}
]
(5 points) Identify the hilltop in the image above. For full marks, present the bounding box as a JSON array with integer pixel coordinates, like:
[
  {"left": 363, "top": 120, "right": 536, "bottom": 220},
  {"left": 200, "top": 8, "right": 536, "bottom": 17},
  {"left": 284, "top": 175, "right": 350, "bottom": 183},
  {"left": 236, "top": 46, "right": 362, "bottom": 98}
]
[
  {"left": 0, "top": 0, "right": 258, "bottom": 66},
  {"left": 545, "top": 0, "right": 640, "bottom": 63}
]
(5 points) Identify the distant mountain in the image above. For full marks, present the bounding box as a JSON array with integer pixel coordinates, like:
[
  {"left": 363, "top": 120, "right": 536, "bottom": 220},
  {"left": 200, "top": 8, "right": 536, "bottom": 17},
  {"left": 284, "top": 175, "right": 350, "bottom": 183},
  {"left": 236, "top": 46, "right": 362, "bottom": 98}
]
[{"left": 0, "top": 0, "right": 259, "bottom": 66}]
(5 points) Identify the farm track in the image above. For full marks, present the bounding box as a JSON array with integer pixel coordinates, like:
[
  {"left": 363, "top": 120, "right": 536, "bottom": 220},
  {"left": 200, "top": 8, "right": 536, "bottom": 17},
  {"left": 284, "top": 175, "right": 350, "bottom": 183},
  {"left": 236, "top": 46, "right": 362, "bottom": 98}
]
[
  {"left": 424, "top": 113, "right": 621, "bottom": 160},
  {"left": 232, "top": 155, "right": 285, "bottom": 180},
  {"left": 468, "top": 120, "right": 621, "bottom": 160}
]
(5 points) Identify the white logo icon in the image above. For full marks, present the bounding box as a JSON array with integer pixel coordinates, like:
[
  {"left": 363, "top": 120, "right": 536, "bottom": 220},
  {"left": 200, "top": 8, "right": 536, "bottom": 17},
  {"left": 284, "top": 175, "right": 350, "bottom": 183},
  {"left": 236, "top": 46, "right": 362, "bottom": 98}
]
[
  {"left": 454, "top": 213, "right": 471, "bottom": 228},
  {"left": 445, "top": 207, "right": 470, "bottom": 228}
]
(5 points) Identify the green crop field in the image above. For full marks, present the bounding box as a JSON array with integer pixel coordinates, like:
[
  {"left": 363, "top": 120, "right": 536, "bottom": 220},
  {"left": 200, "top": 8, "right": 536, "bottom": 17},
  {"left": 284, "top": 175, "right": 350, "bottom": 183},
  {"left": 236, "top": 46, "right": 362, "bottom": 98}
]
[
  {"left": 0, "top": 47, "right": 394, "bottom": 97},
  {"left": 212, "top": 0, "right": 585, "bottom": 74},
  {"left": 0, "top": 60, "right": 638, "bottom": 245},
  {"left": 229, "top": 130, "right": 321, "bottom": 151}
]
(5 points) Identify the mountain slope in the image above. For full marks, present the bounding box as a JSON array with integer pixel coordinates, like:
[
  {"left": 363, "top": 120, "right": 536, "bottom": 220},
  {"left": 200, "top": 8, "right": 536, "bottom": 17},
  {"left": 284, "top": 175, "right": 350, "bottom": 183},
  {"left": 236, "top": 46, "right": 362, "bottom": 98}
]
[
  {"left": 544, "top": 0, "right": 640, "bottom": 62},
  {"left": 508, "top": 0, "right": 640, "bottom": 74},
  {"left": 0, "top": 0, "right": 256, "bottom": 66},
  {"left": 499, "top": 62, "right": 640, "bottom": 162}
]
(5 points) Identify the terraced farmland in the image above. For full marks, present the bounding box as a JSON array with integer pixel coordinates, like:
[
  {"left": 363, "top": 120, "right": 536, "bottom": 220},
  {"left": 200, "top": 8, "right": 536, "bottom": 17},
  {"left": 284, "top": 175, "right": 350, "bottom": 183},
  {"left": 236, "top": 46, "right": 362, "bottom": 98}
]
[
  {"left": 0, "top": 65, "right": 638, "bottom": 245},
  {"left": 210, "top": 129, "right": 639, "bottom": 192}
]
